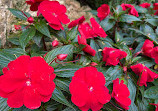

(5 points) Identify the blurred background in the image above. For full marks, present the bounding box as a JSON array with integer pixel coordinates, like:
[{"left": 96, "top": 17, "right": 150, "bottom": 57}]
[{"left": 0, "top": 0, "right": 157, "bottom": 47}]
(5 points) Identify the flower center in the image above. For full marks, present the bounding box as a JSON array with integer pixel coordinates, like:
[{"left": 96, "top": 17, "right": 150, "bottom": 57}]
[
  {"left": 52, "top": 13, "right": 57, "bottom": 17},
  {"left": 26, "top": 80, "right": 31, "bottom": 86},
  {"left": 88, "top": 86, "right": 94, "bottom": 92}
]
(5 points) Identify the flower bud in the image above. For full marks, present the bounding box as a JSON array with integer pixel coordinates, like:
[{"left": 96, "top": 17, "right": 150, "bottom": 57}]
[
  {"left": 14, "top": 25, "right": 21, "bottom": 31},
  {"left": 27, "top": 17, "right": 34, "bottom": 23},
  {"left": 90, "top": 62, "right": 98, "bottom": 66},
  {"left": 123, "top": 66, "right": 127, "bottom": 72},
  {"left": 57, "top": 54, "right": 68, "bottom": 61},
  {"left": 52, "top": 40, "right": 59, "bottom": 47}
]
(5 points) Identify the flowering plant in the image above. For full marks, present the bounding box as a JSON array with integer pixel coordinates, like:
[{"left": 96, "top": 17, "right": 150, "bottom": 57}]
[{"left": 0, "top": 1, "right": 158, "bottom": 111}]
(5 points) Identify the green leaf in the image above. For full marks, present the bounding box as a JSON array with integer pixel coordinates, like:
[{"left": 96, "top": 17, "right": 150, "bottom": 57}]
[
  {"left": 115, "top": 31, "right": 123, "bottom": 43},
  {"left": 138, "top": 57, "right": 155, "bottom": 67},
  {"left": 8, "top": 8, "right": 30, "bottom": 20},
  {"left": 54, "top": 64, "right": 82, "bottom": 77},
  {"left": 78, "top": 56, "right": 91, "bottom": 66},
  {"left": 0, "top": 51, "right": 16, "bottom": 67},
  {"left": 122, "top": 37, "right": 135, "bottom": 45},
  {"left": 145, "top": 19, "right": 158, "bottom": 27},
  {"left": 54, "top": 78, "right": 70, "bottom": 93},
  {"left": 51, "top": 87, "right": 74, "bottom": 109},
  {"left": 67, "top": 26, "right": 78, "bottom": 40},
  {"left": 89, "top": 10, "right": 98, "bottom": 16},
  {"left": 2, "top": 48, "right": 26, "bottom": 57},
  {"left": 144, "top": 86, "right": 158, "bottom": 99},
  {"left": 119, "top": 14, "right": 141, "bottom": 23},
  {"left": 100, "top": 17, "right": 116, "bottom": 31},
  {"left": 33, "top": 32, "right": 43, "bottom": 47},
  {"left": 19, "top": 26, "right": 36, "bottom": 49},
  {"left": 0, "top": 97, "right": 11, "bottom": 111},
  {"left": 132, "top": 56, "right": 141, "bottom": 64},
  {"left": 45, "top": 45, "right": 74, "bottom": 67},
  {"left": 129, "top": 102, "right": 138, "bottom": 111},
  {"left": 96, "top": 40, "right": 112, "bottom": 48},
  {"left": 156, "top": 27, "right": 158, "bottom": 35},
  {"left": 90, "top": 39, "right": 101, "bottom": 62},
  {"left": 34, "top": 20, "right": 51, "bottom": 38},
  {"left": 45, "top": 100, "right": 60, "bottom": 111},
  {"left": 13, "top": 106, "right": 33, "bottom": 111},
  {"left": 73, "top": 44, "right": 86, "bottom": 53},
  {"left": 8, "top": 37, "right": 20, "bottom": 45},
  {"left": 128, "top": 79, "right": 136, "bottom": 102},
  {"left": 135, "top": 6, "right": 147, "bottom": 13}
]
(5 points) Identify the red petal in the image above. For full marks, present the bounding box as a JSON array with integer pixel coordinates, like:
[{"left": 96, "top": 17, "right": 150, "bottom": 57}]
[
  {"left": 83, "top": 45, "right": 96, "bottom": 56},
  {"left": 58, "top": 14, "right": 70, "bottom": 24},
  {"left": 30, "top": 3, "right": 39, "bottom": 11}
]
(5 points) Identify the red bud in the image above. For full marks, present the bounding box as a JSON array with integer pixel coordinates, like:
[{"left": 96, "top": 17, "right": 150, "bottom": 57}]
[
  {"left": 57, "top": 54, "right": 68, "bottom": 61},
  {"left": 90, "top": 62, "right": 98, "bottom": 66},
  {"left": 123, "top": 66, "right": 127, "bottom": 72},
  {"left": 129, "top": 48, "right": 133, "bottom": 50},
  {"left": 14, "top": 25, "right": 21, "bottom": 31},
  {"left": 27, "top": 17, "right": 34, "bottom": 23},
  {"left": 52, "top": 40, "right": 59, "bottom": 47}
]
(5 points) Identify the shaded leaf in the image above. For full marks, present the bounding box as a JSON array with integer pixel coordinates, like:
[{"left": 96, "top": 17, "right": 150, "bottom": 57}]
[{"left": 144, "top": 86, "right": 158, "bottom": 99}]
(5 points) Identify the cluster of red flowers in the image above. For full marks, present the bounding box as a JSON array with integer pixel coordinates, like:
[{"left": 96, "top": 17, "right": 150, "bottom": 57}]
[
  {"left": 69, "top": 67, "right": 131, "bottom": 110},
  {"left": 139, "top": 3, "right": 158, "bottom": 15}
]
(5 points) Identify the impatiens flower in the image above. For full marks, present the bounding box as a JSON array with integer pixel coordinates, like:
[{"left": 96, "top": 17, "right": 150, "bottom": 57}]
[
  {"left": 112, "top": 78, "right": 131, "bottom": 110},
  {"left": 153, "top": 3, "right": 158, "bottom": 10},
  {"left": 78, "top": 17, "right": 107, "bottom": 39},
  {"left": 102, "top": 47, "right": 127, "bottom": 66},
  {"left": 131, "top": 63, "right": 158, "bottom": 86},
  {"left": 57, "top": 54, "right": 68, "bottom": 61},
  {"left": 69, "top": 67, "right": 111, "bottom": 111},
  {"left": 38, "top": 1, "right": 70, "bottom": 30},
  {"left": 139, "top": 3, "right": 151, "bottom": 8},
  {"left": 78, "top": 35, "right": 96, "bottom": 56},
  {"left": 0, "top": 55, "right": 56, "bottom": 109},
  {"left": 14, "top": 25, "right": 21, "bottom": 31},
  {"left": 121, "top": 3, "right": 139, "bottom": 17},
  {"left": 149, "top": 103, "right": 158, "bottom": 111},
  {"left": 151, "top": 47, "right": 158, "bottom": 64},
  {"left": 97, "top": 4, "right": 110, "bottom": 21},
  {"left": 141, "top": 39, "right": 154, "bottom": 57},
  {"left": 52, "top": 40, "right": 59, "bottom": 47},
  {"left": 26, "top": 0, "right": 48, "bottom": 11},
  {"left": 68, "top": 16, "right": 85, "bottom": 28}
]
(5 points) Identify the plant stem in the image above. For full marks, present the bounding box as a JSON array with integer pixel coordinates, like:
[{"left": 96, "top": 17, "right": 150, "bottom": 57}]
[{"left": 42, "top": 37, "right": 47, "bottom": 51}]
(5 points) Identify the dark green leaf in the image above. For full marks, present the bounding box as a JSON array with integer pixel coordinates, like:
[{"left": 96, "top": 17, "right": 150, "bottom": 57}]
[
  {"left": 34, "top": 20, "right": 51, "bottom": 38},
  {"left": 8, "top": 37, "right": 20, "bottom": 45},
  {"left": 128, "top": 79, "right": 136, "bottom": 102},
  {"left": 73, "top": 44, "right": 86, "bottom": 53},
  {"left": 33, "top": 32, "right": 43, "bottom": 47},
  {"left": 51, "top": 87, "right": 74, "bottom": 109},
  {"left": 100, "top": 17, "right": 116, "bottom": 31},
  {"left": 144, "top": 86, "right": 158, "bottom": 99},
  {"left": 67, "top": 26, "right": 78, "bottom": 40},
  {"left": 96, "top": 40, "right": 112, "bottom": 48},
  {"left": 122, "top": 37, "right": 135, "bottom": 45},
  {"left": 145, "top": 19, "right": 158, "bottom": 27},
  {"left": 45, "top": 100, "right": 60, "bottom": 111},
  {"left": 54, "top": 78, "right": 70, "bottom": 93},
  {"left": 45, "top": 45, "right": 74, "bottom": 67},
  {"left": 0, "top": 97, "right": 11, "bottom": 111},
  {"left": 2, "top": 48, "right": 26, "bottom": 57},
  {"left": 115, "top": 31, "right": 123, "bottom": 43},
  {"left": 54, "top": 64, "right": 82, "bottom": 77},
  {"left": 135, "top": 6, "right": 147, "bottom": 13},
  {"left": 89, "top": 10, "right": 98, "bottom": 16},
  {"left": 19, "top": 26, "right": 36, "bottom": 49},
  {"left": 119, "top": 14, "right": 141, "bottom": 23},
  {"left": 8, "top": 8, "right": 30, "bottom": 20},
  {"left": 138, "top": 57, "right": 155, "bottom": 67},
  {"left": 129, "top": 102, "right": 138, "bottom": 111},
  {"left": 156, "top": 27, "right": 158, "bottom": 35}
]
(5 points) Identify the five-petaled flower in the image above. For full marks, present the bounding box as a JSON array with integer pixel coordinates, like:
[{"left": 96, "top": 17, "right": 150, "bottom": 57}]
[
  {"left": 102, "top": 47, "right": 127, "bottom": 66},
  {"left": 0, "top": 55, "right": 56, "bottom": 109},
  {"left": 121, "top": 3, "right": 139, "bottom": 17},
  {"left": 112, "top": 78, "right": 131, "bottom": 110},
  {"left": 68, "top": 16, "right": 85, "bottom": 28},
  {"left": 38, "top": 1, "right": 70, "bottom": 30},
  {"left": 139, "top": 3, "right": 151, "bottom": 8},
  {"left": 69, "top": 66, "right": 111, "bottom": 111},
  {"left": 78, "top": 17, "right": 107, "bottom": 39},
  {"left": 131, "top": 63, "right": 158, "bottom": 86},
  {"left": 97, "top": 4, "right": 110, "bottom": 21},
  {"left": 26, "top": 0, "right": 48, "bottom": 11},
  {"left": 141, "top": 39, "right": 154, "bottom": 57},
  {"left": 78, "top": 35, "right": 96, "bottom": 56},
  {"left": 151, "top": 47, "right": 158, "bottom": 64}
]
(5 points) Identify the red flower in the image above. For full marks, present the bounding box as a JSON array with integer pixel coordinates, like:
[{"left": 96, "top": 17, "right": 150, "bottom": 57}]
[
  {"left": 153, "top": 3, "right": 158, "bottom": 10},
  {"left": 26, "top": 0, "right": 48, "bottom": 11},
  {"left": 14, "top": 25, "right": 21, "bottom": 31},
  {"left": 97, "top": 4, "right": 110, "bottom": 21},
  {"left": 149, "top": 103, "right": 158, "bottom": 111},
  {"left": 131, "top": 63, "right": 158, "bottom": 86},
  {"left": 102, "top": 47, "right": 127, "bottom": 66},
  {"left": 0, "top": 55, "right": 56, "bottom": 109},
  {"left": 69, "top": 67, "right": 111, "bottom": 111},
  {"left": 38, "top": 1, "right": 70, "bottom": 30},
  {"left": 139, "top": 3, "right": 151, "bottom": 8},
  {"left": 68, "top": 16, "right": 85, "bottom": 28},
  {"left": 78, "top": 17, "right": 107, "bottom": 39},
  {"left": 154, "top": 10, "right": 158, "bottom": 15},
  {"left": 121, "top": 3, "right": 139, "bottom": 17},
  {"left": 151, "top": 47, "right": 158, "bottom": 64},
  {"left": 141, "top": 39, "right": 154, "bottom": 57},
  {"left": 52, "top": 40, "right": 59, "bottom": 47},
  {"left": 112, "top": 78, "right": 131, "bottom": 110},
  {"left": 78, "top": 35, "right": 96, "bottom": 56}
]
